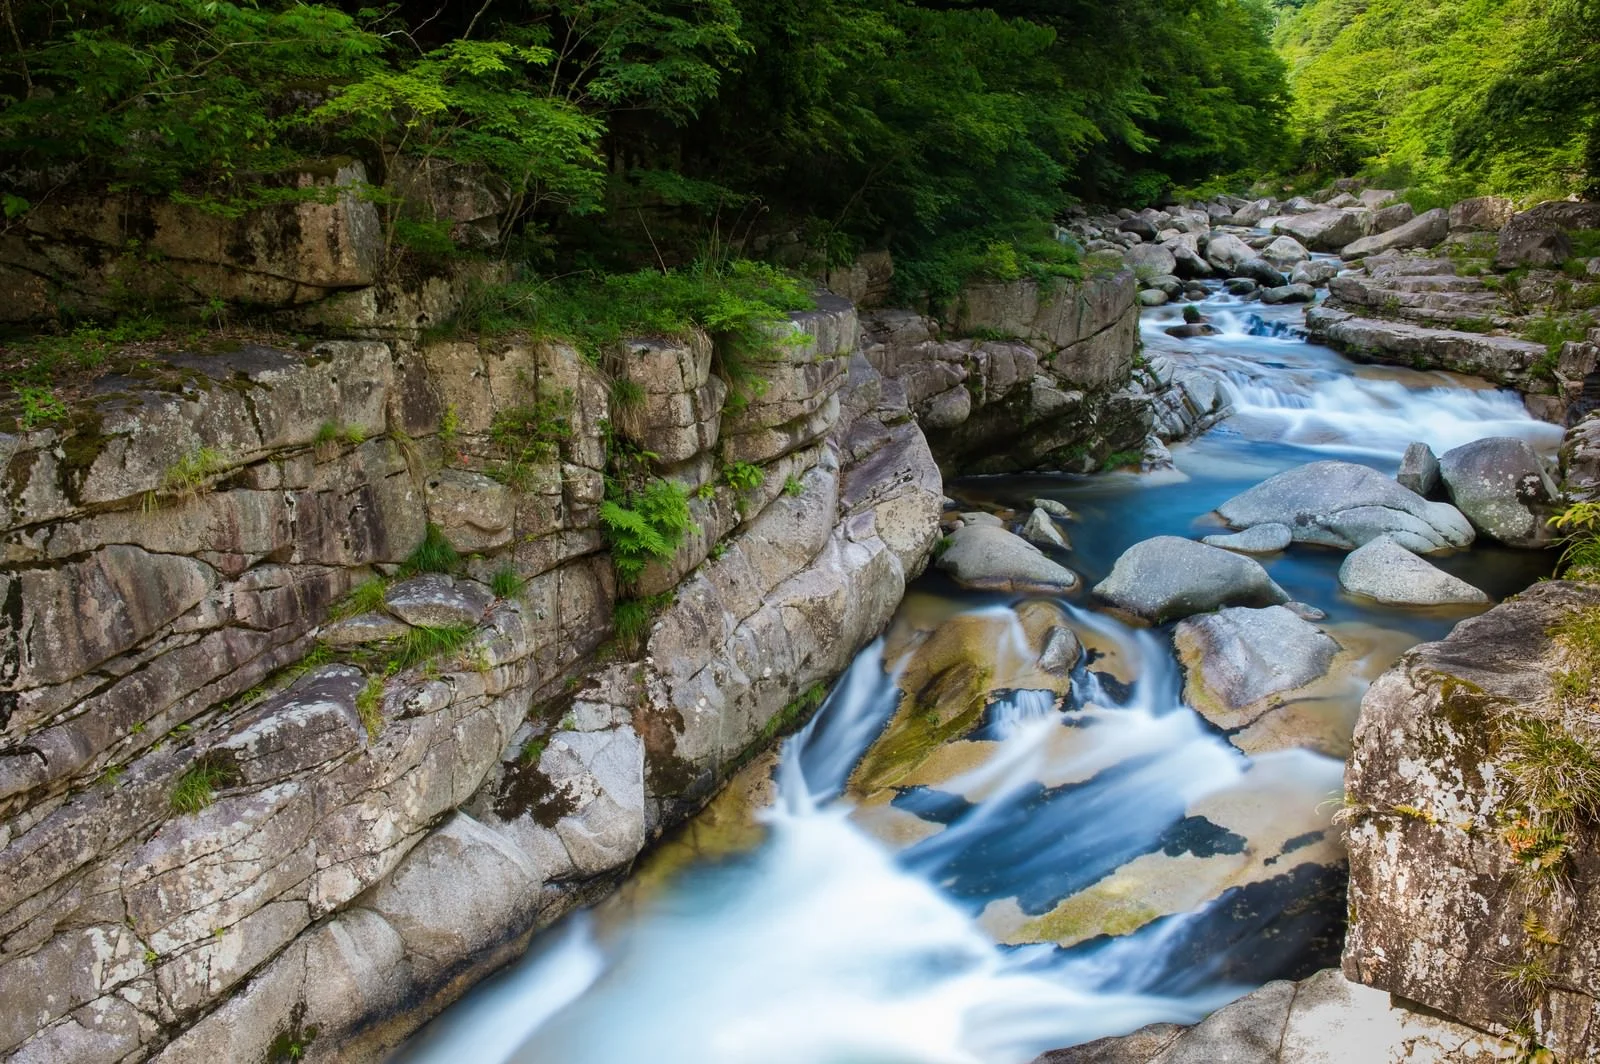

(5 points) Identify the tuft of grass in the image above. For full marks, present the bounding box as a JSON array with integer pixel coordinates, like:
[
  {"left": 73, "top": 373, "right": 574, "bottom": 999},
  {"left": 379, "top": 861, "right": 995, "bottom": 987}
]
[
  {"left": 392, "top": 623, "right": 477, "bottom": 673},
  {"left": 1452, "top": 316, "right": 1495, "bottom": 334},
  {"left": 1550, "top": 503, "right": 1600, "bottom": 581},
  {"left": 610, "top": 376, "right": 646, "bottom": 412},
  {"left": 355, "top": 676, "right": 385, "bottom": 740},
  {"left": 332, "top": 577, "right": 389, "bottom": 620},
  {"left": 1501, "top": 717, "right": 1600, "bottom": 833},
  {"left": 161, "top": 445, "right": 227, "bottom": 499},
  {"left": 170, "top": 758, "right": 236, "bottom": 815},
  {"left": 1496, "top": 955, "right": 1554, "bottom": 1003},
  {"left": 401, "top": 523, "right": 460, "bottom": 576},
  {"left": 490, "top": 565, "right": 525, "bottom": 599}
]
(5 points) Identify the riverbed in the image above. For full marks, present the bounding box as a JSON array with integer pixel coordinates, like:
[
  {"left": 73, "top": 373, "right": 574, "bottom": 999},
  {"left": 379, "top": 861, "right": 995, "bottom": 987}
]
[{"left": 391, "top": 280, "right": 1560, "bottom": 1064}]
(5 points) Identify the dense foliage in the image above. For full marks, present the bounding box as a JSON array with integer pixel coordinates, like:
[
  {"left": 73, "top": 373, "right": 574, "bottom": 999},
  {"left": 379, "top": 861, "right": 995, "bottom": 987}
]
[
  {"left": 0, "top": 0, "right": 1290, "bottom": 280},
  {"left": 1273, "top": 0, "right": 1600, "bottom": 199}
]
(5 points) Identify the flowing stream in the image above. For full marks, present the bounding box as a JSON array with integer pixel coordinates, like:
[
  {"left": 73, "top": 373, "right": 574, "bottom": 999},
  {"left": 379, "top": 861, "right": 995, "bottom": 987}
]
[{"left": 392, "top": 277, "right": 1560, "bottom": 1064}]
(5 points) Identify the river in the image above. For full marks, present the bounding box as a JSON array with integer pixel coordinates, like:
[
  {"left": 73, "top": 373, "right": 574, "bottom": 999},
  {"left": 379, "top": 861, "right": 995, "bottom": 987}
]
[{"left": 391, "top": 276, "right": 1561, "bottom": 1064}]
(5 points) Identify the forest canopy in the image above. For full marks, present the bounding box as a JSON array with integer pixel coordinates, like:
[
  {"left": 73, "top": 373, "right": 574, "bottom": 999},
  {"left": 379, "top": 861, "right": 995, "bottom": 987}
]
[
  {"left": 1273, "top": 0, "right": 1600, "bottom": 200},
  {"left": 0, "top": 0, "right": 1292, "bottom": 276}
]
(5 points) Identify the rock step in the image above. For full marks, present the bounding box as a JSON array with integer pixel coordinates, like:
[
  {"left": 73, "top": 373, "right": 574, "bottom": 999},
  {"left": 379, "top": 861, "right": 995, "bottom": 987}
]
[{"left": 1305, "top": 306, "right": 1547, "bottom": 386}]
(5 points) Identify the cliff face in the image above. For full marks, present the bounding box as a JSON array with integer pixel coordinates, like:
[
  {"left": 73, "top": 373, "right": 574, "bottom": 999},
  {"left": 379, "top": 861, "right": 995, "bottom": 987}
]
[{"left": 0, "top": 251, "right": 1157, "bottom": 1061}]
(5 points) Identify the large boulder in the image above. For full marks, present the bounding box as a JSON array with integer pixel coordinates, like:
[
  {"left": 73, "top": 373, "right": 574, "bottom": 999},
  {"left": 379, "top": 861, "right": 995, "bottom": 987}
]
[
  {"left": 1344, "top": 582, "right": 1600, "bottom": 1063},
  {"left": 1203, "top": 233, "right": 1256, "bottom": 272},
  {"left": 1217, "top": 460, "right": 1475, "bottom": 554},
  {"left": 1174, "top": 605, "right": 1340, "bottom": 732},
  {"left": 1337, "top": 536, "right": 1490, "bottom": 606},
  {"left": 1260, "top": 283, "right": 1316, "bottom": 305},
  {"left": 1273, "top": 210, "right": 1366, "bottom": 252},
  {"left": 1092, "top": 536, "right": 1289, "bottom": 623},
  {"left": 1448, "top": 196, "right": 1515, "bottom": 233},
  {"left": 1259, "top": 236, "right": 1311, "bottom": 271},
  {"left": 1234, "top": 257, "right": 1289, "bottom": 288},
  {"left": 1368, "top": 202, "right": 1415, "bottom": 234},
  {"left": 1495, "top": 201, "right": 1600, "bottom": 268},
  {"left": 1290, "top": 259, "right": 1340, "bottom": 286},
  {"left": 1436, "top": 436, "right": 1558, "bottom": 547},
  {"left": 1339, "top": 208, "right": 1449, "bottom": 260},
  {"left": 1231, "top": 198, "right": 1276, "bottom": 226},
  {"left": 936, "top": 522, "right": 1079, "bottom": 593},
  {"left": 1124, "top": 242, "right": 1177, "bottom": 277}
]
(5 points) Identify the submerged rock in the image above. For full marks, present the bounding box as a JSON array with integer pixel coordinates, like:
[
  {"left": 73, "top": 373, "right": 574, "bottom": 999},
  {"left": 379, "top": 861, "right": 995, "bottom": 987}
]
[
  {"left": 1337, "top": 536, "right": 1490, "bottom": 606},
  {"left": 1436, "top": 436, "right": 1558, "bottom": 548},
  {"left": 1216, "top": 460, "right": 1474, "bottom": 554},
  {"left": 1174, "top": 605, "right": 1341, "bottom": 731},
  {"left": 936, "top": 522, "right": 1079, "bottom": 593},
  {"left": 1093, "top": 536, "right": 1289, "bottom": 623}
]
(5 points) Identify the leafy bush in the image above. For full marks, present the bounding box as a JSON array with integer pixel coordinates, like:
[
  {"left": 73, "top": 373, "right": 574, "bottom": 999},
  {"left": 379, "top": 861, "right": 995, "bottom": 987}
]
[
  {"left": 723, "top": 461, "right": 765, "bottom": 494},
  {"left": 599, "top": 478, "right": 694, "bottom": 582}
]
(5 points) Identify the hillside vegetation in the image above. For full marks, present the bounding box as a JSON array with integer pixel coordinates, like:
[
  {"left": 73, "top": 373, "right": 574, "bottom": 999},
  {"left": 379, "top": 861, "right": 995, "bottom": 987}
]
[
  {"left": 1273, "top": 0, "right": 1599, "bottom": 200},
  {"left": 0, "top": 0, "right": 1290, "bottom": 284}
]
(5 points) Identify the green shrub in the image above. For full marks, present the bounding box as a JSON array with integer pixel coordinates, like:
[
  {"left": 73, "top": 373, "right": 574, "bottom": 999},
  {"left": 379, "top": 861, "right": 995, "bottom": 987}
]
[
  {"left": 723, "top": 460, "right": 765, "bottom": 494},
  {"left": 599, "top": 478, "right": 694, "bottom": 582},
  {"left": 14, "top": 386, "right": 68, "bottom": 430}
]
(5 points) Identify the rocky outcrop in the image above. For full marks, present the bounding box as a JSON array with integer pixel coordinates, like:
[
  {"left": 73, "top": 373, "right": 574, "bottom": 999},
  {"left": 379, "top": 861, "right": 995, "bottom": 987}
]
[
  {"left": 0, "top": 295, "right": 947, "bottom": 1063},
  {"left": 0, "top": 164, "right": 383, "bottom": 322},
  {"left": 1216, "top": 460, "right": 1475, "bottom": 554},
  {"left": 1307, "top": 307, "right": 1547, "bottom": 388},
  {"left": 1339, "top": 208, "right": 1449, "bottom": 260},
  {"left": 860, "top": 268, "right": 1155, "bottom": 473},
  {"left": 1344, "top": 581, "right": 1600, "bottom": 1062},
  {"left": 1033, "top": 969, "right": 1516, "bottom": 1064}
]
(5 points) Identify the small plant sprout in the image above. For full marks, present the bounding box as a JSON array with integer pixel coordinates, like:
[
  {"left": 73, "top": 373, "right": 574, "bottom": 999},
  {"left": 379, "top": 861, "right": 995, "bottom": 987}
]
[
  {"left": 161, "top": 445, "right": 227, "bottom": 500},
  {"left": 783, "top": 474, "right": 803, "bottom": 497},
  {"left": 723, "top": 460, "right": 765, "bottom": 494},
  {"left": 170, "top": 757, "right": 236, "bottom": 815},
  {"left": 355, "top": 676, "right": 385, "bottom": 740}
]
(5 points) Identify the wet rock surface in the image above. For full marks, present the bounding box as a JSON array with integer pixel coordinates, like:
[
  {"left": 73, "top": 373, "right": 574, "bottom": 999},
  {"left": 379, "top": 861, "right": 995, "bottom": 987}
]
[
  {"left": 1337, "top": 537, "right": 1490, "bottom": 606},
  {"left": 1093, "top": 536, "right": 1289, "bottom": 623}
]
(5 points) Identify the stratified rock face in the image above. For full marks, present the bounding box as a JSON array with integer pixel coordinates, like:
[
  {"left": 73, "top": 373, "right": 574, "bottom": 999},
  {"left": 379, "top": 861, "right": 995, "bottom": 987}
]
[
  {"left": 1093, "top": 536, "right": 1289, "bottom": 623},
  {"left": 861, "top": 267, "right": 1157, "bottom": 474},
  {"left": 1344, "top": 582, "right": 1600, "bottom": 1061},
  {"left": 1437, "top": 436, "right": 1559, "bottom": 548},
  {"left": 1217, "top": 460, "right": 1475, "bottom": 554},
  {"left": 0, "top": 163, "right": 381, "bottom": 321},
  {"left": 0, "top": 295, "right": 947, "bottom": 1064},
  {"left": 1032, "top": 969, "right": 1516, "bottom": 1064}
]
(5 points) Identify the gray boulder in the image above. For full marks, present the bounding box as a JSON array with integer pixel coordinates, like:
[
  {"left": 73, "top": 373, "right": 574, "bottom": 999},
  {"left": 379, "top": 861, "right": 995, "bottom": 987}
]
[
  {"left": 1338, "top": 536, "right": 1490, "bottom": 606},
  {"left": 1202, "top": 523, "right": 1292, "bottom": 554},
  {"left": 1092, "top": 536, "right": 1290, "bottom": 623},
  {"left": 1223, "top": 277, "right": 1258, "bottom": 297},
  {"left": 1203, "top": 232, "right": 1256, "bottom": 271},
  {"left": 1234, "top": 257, "right": 1288, "bottom": 288},
  {"left": 1020, "top": 506, "right": 1070, "bottom": 550},
  {"left": 1138, "top": 289, "right": 1169, "bottom": 306},
  {"left": 1437, "top": 436, "right": 1558, "bottom": 547},
  {"left": 1260, "top": 235, "right": 1311, "bottom": 270},
  {"left": 1396, "top": 442, "right": 1439, "bottom": 496},
  {"left": 1124, "top": 242, "right": 1177, "bottom": 277},
  {"left": 1448, "top": 195, "right": 1515, "bottom": 233},
  {"left": 1231, "top": 198, "right": 1276, "bottom": 226},
  {"left": 1358, "top": 188, "right": 1399, "bottom": 208},
  {"left": 937, "top": 522, "right": 1079, "bottom": 593},
  {"left": 1339, "top": 208, "right": 1448, "bottom": 260},
  {"left": 1217, "top": 460, "right": 1475, "bottom": 553},
  {"left": 1273, "top": 209, "right": 1365, "bottom": 252},
  {"left": 1290, "top": 259, "right": 1340, "bottom": 286},
  {"left": 384, "top": 574, "right": 494, "bottom": 628},
  {"left": 1174, "top": 605, "right": 1341, "bottom": 729},
  {"left": 1118, "top": 216, "right": 1159, "bottom": 240},
  {"left": 1167, "top": 242, "right": 1213, "bottom": 279},
  {"left": 1259, "top": 283, "right": 1316, "bottom": 305},
  {"left": 1368, "top": 201, "right": 1416, "bottom": 234}
]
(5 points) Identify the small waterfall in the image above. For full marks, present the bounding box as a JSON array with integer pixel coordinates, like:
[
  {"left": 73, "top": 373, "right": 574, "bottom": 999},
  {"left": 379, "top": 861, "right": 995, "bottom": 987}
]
[{"left": 392, "top": 601, "right": 1342, "bottom": 1064}]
